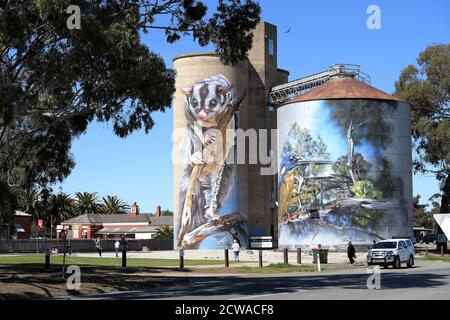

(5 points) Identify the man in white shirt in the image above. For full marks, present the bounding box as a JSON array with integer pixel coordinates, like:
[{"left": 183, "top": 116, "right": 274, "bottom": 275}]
[
  {"left": 114, "top": 240, "right": 120, "bottom": 257},
  {"left": 231, "top": 240, "right": 241, "bottom": 262}
]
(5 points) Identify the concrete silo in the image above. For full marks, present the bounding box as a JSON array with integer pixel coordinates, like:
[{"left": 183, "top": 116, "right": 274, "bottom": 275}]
[
  {"left": 173, "top": 22, "right": 289, "bottom": 249},
  {"left": 276, "top": 69, "right": 413, "bottom": 249}
]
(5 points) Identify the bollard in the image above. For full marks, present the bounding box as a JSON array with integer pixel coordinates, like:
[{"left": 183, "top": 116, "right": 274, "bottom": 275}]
[
  {"left": 259, "top": 249, "right": 263, "bottom": 268},
  {"left": 283, "top": 248, "right": 288, "bottom": 264},
  {"left": 441, "top": 245, "right": 444, "bottom": 257},
  {"left": 425, "top": 247, "right": 428, "bottom": 256},
  {"left": 179, "top": 248, "right": 184, "bottom": 269},
  {"left": 224, "top": 249, "right": 229, "bottom": 267},
  {"left": 122, "top": 249, "right": 127, "bottom": 270},
  {"left": 297, "top": 248, "right": 302, "bottom": 264},
  {"left": 45, "top": 249, "right": 50, "bottom": 270}
]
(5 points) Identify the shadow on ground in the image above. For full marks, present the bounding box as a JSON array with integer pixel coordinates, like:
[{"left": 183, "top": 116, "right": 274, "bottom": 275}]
[{"left": 81, "top": 270, "right": 450, "bottom": 300}]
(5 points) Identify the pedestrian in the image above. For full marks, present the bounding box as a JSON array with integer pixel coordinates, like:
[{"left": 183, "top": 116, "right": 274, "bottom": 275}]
[
  {"left": 95, "top": 236, "right": 102, "bottom": 257},
  {"left": 347, "top": 241, "right": 356, "bottom": 265},
  {"left": 120, "top": 235, "right": 128, "bottom": 252},
  {"left": 114, "top": 239, "right": 120, "bottom": 257},
  {"left": 231, "top": 239, "right": 240, "bottom": 262}
]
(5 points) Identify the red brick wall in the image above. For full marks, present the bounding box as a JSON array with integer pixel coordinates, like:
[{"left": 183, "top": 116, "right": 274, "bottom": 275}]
[{"left": 11, "top": 216, "right": 32, "bottom": 239}]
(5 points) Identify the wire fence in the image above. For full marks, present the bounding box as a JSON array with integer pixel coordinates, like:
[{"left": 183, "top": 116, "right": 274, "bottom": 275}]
[{"left": 0, "top": 238, "right": 173, "bottom": 253}]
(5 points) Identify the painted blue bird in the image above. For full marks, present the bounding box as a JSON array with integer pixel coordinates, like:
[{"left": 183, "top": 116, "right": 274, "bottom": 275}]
[
  {"left": 279, "top": 151, "right": 300, "bottom": 186},
  {"left": 278, "top": 151, "right": 300, "bottom": 218}
]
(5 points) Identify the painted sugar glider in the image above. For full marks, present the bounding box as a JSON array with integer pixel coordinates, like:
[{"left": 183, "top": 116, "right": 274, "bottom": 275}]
[{"left": 178, "top": 74, "right": 238, "bottom": 230}]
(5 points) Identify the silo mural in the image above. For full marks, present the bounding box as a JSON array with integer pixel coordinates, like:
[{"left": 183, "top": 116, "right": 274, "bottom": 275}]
[
  {"left": 277, "top": 96, "right": 412, "bottom": 248},
  {"left": 175, "top": 74, "right": 248, "bottom": 249}
]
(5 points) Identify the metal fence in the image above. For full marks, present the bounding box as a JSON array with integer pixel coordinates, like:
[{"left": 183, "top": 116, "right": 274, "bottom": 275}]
[{"left": 0, "top": 238, "right": 173, "bottom": 253}]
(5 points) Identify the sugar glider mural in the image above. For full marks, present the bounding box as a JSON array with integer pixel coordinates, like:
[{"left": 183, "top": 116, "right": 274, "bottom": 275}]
[
  {"left": 278, "top": 99, "right": 412, "bottom": 247},
  {"left": 176, "top": 75, "right": 248, "bottom": 249}
]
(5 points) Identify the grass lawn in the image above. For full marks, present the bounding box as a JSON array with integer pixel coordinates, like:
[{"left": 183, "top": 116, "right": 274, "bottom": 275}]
[{"left": 0, "top": 254, "right": 235, "bottom": 267}]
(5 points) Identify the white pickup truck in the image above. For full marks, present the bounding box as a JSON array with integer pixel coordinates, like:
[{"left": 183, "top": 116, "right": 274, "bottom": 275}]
[{"left": 367, "top": 239, "right": 415, "bottom": 269}]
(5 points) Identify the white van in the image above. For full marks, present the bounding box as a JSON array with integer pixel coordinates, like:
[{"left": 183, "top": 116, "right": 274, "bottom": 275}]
[{"left": 367, "top": 239, "right": 415, "bottom": 269}]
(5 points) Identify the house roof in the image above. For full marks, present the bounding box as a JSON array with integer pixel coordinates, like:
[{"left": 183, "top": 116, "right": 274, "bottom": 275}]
[
  {"left": 61, "top": 213, "right": 173, "bottom": 226},
  {"left": 148, "top": 215, "right": 173, "bottom": 226},
  {"left": 15, "top": 210, "right": 32, "bottom": 217},
  {"left": 97, "top": 226, "right": 159, "bottom": 234}
]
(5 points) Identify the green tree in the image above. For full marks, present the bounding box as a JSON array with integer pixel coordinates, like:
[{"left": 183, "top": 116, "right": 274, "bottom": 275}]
[
  {"left": 154, "top": 225, "right": 173, "bottom": 240},
  {"left": 0, "top": 179, "right": 17, "bottom": 223},
  {"left": 47, "top": 192, "right": 75, "bottom": 226},
  {"left": 101, "top": 195, "right": 130, "bottom": 214},
  {"left": 18, "top": 188, "right": 44, "bottom": 221},
  {"left": 394, "top": 44, "right": 450, "bottom": 213},
  {"left": 413, "top": 195, "right": 437, "bottom": 231},
  {"left": 350, "top": 180, "right": 381, "bottom": 199},
  {"left": 282, "top": 123, "right": 330, "bottom": 177},
  {"left": 75, "top": 192, "right": 101, "bottom": 214},
  {"left": 160, "top": 209, "right": 174, "bottom": 216},
  {"left": 0, "top": 0, "right": 261, "bottom": 220},
  {"left": 332, "top": 153, "right": 372, "bottom": 181}
]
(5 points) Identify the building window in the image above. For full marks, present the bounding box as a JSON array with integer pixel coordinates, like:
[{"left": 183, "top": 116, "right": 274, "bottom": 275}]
[{"left": 268, "top": 38, "right": 274, "bottom": 56}]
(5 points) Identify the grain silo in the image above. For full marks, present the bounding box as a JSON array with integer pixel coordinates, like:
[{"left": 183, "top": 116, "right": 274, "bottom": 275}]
[
  {"left": 173, "top": 22, "right": 289, "bottom": 249},
  {"left": 275, "top": 65, "right": 413, "bottom": 249}
]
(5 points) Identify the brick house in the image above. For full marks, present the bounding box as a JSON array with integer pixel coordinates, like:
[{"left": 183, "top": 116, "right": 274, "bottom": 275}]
[
  {"left": 10, "top": 211, "right": 32, "bottom": 239},
  {"left": 57, "top": 204, "right": 172, "bottom": 240}
]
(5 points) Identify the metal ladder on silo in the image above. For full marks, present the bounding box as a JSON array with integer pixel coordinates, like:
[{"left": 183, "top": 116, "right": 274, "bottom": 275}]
[{"left": 269, "top": 64, "right": 371, "bottom": 106}]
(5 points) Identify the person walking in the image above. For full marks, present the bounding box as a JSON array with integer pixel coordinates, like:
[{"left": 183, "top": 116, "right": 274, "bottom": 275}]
[
  {"left": 120, "top": 235, "right": 128, "bottom": 253},
  {"left": 95, "top": 236, "right": 102, "bottom": 257},
  {"left": 114, "top": 239, "right": 120, "bottom": 257},
  {"left": 347, "top": 241, "right": 356, "bottom": 265},
  {"left": 231, "top": 239, "right": 241, "bottom": 262}
]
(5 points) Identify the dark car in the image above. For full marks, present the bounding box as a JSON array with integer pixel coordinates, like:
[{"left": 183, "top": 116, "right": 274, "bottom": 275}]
[{"left": 421, "top": 233, "right": 437, "bottom": 244}]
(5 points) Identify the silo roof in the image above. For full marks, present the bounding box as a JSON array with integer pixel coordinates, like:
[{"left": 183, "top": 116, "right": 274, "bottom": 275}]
[{"left": 287, "top": 77, "right": 404, "bottom": 103}]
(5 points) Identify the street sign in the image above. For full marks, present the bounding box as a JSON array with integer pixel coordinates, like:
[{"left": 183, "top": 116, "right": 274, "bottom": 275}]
[
  {"left": 250, "top": 236, "right": 273, "bottom": 249},
  {"left": 437, "top": 234, "right": 447, "bottom": 244},
  {"left": 434, "top": 214, "right": 450, "bottom": 242}
]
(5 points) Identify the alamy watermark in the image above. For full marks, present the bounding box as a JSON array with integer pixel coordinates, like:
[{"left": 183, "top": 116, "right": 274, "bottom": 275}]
[
  {"left": 66, "top": 265, "right": 81, "bottom": 290},
  {"left": 66, "top": 5, "right": 81, "bottom": 30},
  {"left": 172, "top": 126, "right": 278, "bottom": 176},
  {"left": 366, "top": 265, "right": 381, "bottom": 290},
  {"left": 366, "top": 5, "right": 382, "bottom": 30}
]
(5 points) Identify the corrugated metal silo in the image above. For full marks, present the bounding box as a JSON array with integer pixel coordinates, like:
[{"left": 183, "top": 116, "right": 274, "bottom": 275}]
[{"left": 277, "top": 75, "right": 413, "bottom": 249}]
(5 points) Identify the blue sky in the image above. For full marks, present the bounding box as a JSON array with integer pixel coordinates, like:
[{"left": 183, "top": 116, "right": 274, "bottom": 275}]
[{"left": 55, "top": 0, "right": 450, "bottom": 212}]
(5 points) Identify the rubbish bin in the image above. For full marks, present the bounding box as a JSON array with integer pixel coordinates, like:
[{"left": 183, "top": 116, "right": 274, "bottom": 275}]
[{"left": 312, "top": 248, "right": 328, "bottom": 264}]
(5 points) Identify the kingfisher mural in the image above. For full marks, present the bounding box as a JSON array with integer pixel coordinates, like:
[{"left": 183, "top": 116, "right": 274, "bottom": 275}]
[{"left": 278, "top": 99, "right": 411, "bottom": 247}]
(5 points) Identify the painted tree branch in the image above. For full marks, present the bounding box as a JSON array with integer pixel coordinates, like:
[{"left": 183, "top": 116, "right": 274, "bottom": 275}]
[
  {"left": 182, "top": 212, "right": 247, "bottom": 249},
  {"left": 177, "top": 90, "right": 246, "bottom": 247}
]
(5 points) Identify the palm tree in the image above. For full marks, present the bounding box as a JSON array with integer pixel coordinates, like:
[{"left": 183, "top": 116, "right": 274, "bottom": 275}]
[
  {"left": 154, "top": 226, "right": 173, "bottom": 240},
  {"left": 75, "top": 192, "right": 101, "bottom": 214},
  {"left": 18, "top": 189, "right": 43, "bottom": 221},
  {"left": 100, "top": 195, "right": 130, "bottom": 214},
  {"left": 38, "top": 193, "right": 76, "bottom": 238},
  {"left": 48, "top": 193, "right": 76, "bottom": 225}
]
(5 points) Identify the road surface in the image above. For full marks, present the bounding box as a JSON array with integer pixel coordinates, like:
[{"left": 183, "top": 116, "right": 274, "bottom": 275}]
[{"left": 61, "top": 259, "right": 450, "bottom": 300}]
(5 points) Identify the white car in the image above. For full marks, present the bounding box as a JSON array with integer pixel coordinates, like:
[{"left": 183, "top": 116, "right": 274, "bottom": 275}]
[{"left": 367, "top": 239, "right": 415, "bottom": 269}]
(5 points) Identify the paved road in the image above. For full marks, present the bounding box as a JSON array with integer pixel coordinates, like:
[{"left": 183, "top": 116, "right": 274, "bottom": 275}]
[{"left": 64, "top": 260, "right": 450, "bottom": 300}]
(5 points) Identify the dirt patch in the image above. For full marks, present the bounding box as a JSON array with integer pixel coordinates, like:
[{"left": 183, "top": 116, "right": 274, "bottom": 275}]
[{"left": 0, "top": 265, "right": 189, "bottom": 299}]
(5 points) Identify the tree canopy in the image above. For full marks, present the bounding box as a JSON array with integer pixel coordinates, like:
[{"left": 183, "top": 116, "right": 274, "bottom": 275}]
[
  {"left": 394, "top": 43, "right": 450, "bottom": 213},
  {"left": 0, "top": 0, "right": 261, "bottom": 220}
]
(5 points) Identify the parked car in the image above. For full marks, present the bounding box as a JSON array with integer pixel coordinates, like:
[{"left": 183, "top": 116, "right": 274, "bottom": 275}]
[
  {"left": 367, "top": 239, "right": 415, "bottom": 269},
  {"left": 421, "top": 233, "right": 437, "bottom": 244}
]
